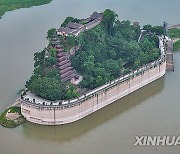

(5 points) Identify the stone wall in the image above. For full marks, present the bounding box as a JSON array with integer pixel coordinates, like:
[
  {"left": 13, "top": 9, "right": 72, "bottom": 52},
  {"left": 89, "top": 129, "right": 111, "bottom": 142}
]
[{"left": 21, "top": 58, "right": 166, "bottom": 125}]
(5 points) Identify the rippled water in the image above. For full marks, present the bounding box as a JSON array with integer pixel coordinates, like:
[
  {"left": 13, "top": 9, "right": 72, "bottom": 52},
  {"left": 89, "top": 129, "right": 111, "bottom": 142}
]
[{"left": 0, "top": 0, "right": 180, "bottom": 153}]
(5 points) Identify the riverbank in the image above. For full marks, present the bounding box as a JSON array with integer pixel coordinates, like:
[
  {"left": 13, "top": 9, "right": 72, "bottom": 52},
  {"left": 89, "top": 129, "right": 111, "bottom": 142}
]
[
  {"left": 172, "top": 38, "right": 180, "bottom": 52},
  {"left": 168, "top": 28, "right": 180, "bottom": 52},
  {"left": 168, "top": 28, "right": 180, "bottom": 38},
  {"left": 0, "top": 106, "right": 26, "bottom": 128},
  {"left": 0, "top": 0, "right": 52, "bottom": 18}
]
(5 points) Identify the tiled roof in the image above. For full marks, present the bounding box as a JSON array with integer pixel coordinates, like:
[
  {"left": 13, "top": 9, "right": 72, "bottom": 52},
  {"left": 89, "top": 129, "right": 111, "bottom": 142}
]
[
  {"left": 60, "top": 67, "right": 72, "bottom": 74},
  {"left": 59, "top": 63, "right": 71, "bottom": 70},
  {"left": 67, "top": 22, "right": 83, "bottom": 29},
  {"left": 61, "top": 73, "right": 75, "bottom": 82},
  {"left": 61, "top": 70, "right": 74, "bottom": 79}
]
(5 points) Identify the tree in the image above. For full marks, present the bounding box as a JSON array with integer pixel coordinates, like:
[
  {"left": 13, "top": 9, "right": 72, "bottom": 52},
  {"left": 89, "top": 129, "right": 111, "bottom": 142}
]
[
  {"left": 95, "top": 76, "right": 104, "bottom": 86},
  {"left": 65, "top": 89, "right": 79, "bottom": 99},
  {"left": 104, "top": 60, "right": 120, "bottom": 77},
  {"left": 143, "top": 24, "right": 152, "bottom": 32},
  {"left": 45, "top": 57, "right": 56, "bottom": 67},
  {"left": 140, "top": 38, "right": 153, "bottom": 53},
  {"left": 102, "top": 9, "right": 117, "bottom": 35},
  {"left": 49, "top": 48, "right": 57, "bottom": 57},
  {"left": 34, "top": 65, "right": 44, "bottom": 76},
  {"left": 27, "top": 77, "right": 63, "bottom": 101},
  {"left": 143, "top": 25, "right": 165, "bottom": 35},
  {"left": 82, "top": 55, "right": 95, "bottom": 73},
  {"left": 47, "top": 28, "right": 56, "bottom": 39},
  {"left": 46, "top": 68, "right": 60, "bottom": 80},
  {"left": 151, "top": 26, "right": 165, "bottom": 35},
  {"left": 34, "top": 50, "right": 45, "bottom": 67}
]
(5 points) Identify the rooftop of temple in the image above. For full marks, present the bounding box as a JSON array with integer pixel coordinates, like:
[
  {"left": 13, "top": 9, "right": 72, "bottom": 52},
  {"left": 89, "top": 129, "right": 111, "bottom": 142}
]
[{"left": 57, "top": 12, "right": 103, "bottom": 36}]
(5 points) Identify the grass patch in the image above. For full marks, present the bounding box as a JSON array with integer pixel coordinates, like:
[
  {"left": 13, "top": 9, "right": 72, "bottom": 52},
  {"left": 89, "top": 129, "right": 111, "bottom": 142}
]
[
  {"left": 0, "top": 106, "right": 26, "bottom": 128},
  {"left": 168, "top": 28, "right": 180, "bottom": 38},
  {"left": 173, "top": 40, "right": 180, "bottom": 52},
  {"left": 0, "top": 0, "right": 52, "bottom": 17}
]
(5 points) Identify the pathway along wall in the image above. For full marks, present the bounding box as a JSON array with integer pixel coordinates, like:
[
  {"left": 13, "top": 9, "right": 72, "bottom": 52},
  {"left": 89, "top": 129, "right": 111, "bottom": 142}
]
[{"left": 21, "top": 55, "right": 166, "bottom": 125}]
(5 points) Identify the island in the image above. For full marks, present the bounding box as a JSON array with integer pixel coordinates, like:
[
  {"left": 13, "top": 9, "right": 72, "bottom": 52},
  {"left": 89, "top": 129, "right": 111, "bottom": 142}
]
[
  {"left": 1, "top": 9, "right": 168, "bottom": 126},
  {"left": 25, "top": 9, "right": 165, "bottom": 101},
  {"left": 0, "top": 106, "right": 26, "bottom": 128},
  {"left": 0, "top": 0, "right": 52, "bottom": 18}
]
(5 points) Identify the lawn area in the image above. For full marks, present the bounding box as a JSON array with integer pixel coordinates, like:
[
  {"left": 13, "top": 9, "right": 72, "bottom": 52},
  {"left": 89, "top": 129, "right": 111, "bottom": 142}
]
[
  {"left": 168, "top": 28, "right": 180, "bottom": 38},
  {"left": 173, "top": 40, "right": 180, "bottom": 52},
  {"left": 0, "top": 0, "right": 52, "bottom": 17}
]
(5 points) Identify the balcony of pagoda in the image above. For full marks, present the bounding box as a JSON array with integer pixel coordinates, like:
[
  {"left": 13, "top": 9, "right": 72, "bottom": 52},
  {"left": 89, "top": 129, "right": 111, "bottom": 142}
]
[
  {"left": 56, "top": 48, "right": 64, "bottom": 52},
  {"left": 61, "top": 73, "right": 75, "bottom": 82},
  {"left": 56, "top": 52, "right": 64, "bottom": 57},
  {"left": 57, "top": 56, "right": 67, "bottom": 62},
  {"left": 59, "top": 63, "right": 71, "bottom": 70},
  {"left": 61, "top": 70, "right": 74, "bottom": 79},
  {"left": 55, "top": 45, "right": 62, "bottom": 49},
  {"left": 60, "top": 67, "right": 72, "bottom": 75},
  {"left": 57, "top": 60, "right": 70, "bottom": 66}
]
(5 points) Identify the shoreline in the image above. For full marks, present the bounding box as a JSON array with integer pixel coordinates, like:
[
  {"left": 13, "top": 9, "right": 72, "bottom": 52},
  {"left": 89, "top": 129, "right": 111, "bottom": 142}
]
[{"left": 0, "top": 0, "right": 52, "bottom": 19}]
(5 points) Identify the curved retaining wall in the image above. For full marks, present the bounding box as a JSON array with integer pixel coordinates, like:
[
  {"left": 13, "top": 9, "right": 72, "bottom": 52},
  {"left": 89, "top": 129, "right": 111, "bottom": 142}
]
[{"left": 21, "top": 55, "right": 166, "bottom": 125}]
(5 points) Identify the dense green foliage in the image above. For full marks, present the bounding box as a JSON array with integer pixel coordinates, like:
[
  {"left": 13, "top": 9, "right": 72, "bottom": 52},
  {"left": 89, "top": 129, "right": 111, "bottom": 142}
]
[
  {"left": 28, "top": 77, "right": 63, "bottom": 100},
  {"left": 47, "top": 28, "right": 56, "bottom": 39},
  {"left": 26, "top": 48, "right": 79, "bottom": 101},
  {"left": 9, "top": 106, "right": 21, "bottom": 113},
  {"left": 59, "top": 35, "right": 78, "bottom": 52},
  {"left": 143, "top": 24, "right": 165, "bottom": 35},
  {"left": 0, "top": 107, "right": 26, "bottom": 128},
  {"left": 26, "top": 9, "right": 161, "bottom": 100},
  {"left": 71, "top": 10, "right": 160, "bottom": 89},
  {"left": 168, "top": 28, "right": 180, "bottom": 38},
  {"left": 173, "top": 40, "right": 180, "bottom": 52},
  {"left": 102, "top": 9, "right": 117, "bottom": 35},
  {"left": 168, "top": 28, "right": 180, "bottom": 52},
  {"left": 0, "top": 0, "right": 52, "bottom": 17}
]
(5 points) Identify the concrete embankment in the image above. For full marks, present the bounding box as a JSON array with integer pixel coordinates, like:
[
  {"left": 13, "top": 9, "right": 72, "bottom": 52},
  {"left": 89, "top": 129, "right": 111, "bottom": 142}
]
[{"left": 21, "top": 58, "right": 166, "bottom": 125}]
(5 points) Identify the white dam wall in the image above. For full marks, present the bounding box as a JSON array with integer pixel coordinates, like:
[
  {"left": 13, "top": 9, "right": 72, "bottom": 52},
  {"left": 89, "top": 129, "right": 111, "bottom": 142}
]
[{"left": 21, "top": 56, "right": 166, "bottom": 125}]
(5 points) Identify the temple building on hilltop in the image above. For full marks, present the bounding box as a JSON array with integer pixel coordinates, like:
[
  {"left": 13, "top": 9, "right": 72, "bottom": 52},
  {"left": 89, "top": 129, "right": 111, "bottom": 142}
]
[
  {"left": 57, "top": 12, "right": 103, "bottom": 36},
  {"left": 47, "top": 12, "right": 103, "bottom": 84}
]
